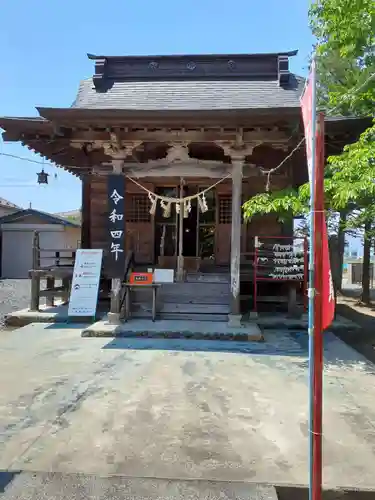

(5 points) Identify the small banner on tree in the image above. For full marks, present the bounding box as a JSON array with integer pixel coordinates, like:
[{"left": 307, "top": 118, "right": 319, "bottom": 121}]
[{"left": 107, "top": 175, "right": 126, "bottom": 278}]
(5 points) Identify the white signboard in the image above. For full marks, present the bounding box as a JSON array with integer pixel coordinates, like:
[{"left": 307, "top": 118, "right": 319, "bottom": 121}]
[
  {"left": 154, "top": 268, "right": 174, "bottom": 283},
  {"left": 68, "top": 249, "right": 103, "bottom": 317}
]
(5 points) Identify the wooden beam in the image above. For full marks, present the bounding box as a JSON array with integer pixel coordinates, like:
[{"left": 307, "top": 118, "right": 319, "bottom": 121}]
[
  {"left": 67, "top": 128, "right": 291, "bottom": 145},
  {"left": 8, "top": 127, "right": 290, "bottom": 145},
  {"left": 120, "top": 163, "right": 272, "bottom": 178}
]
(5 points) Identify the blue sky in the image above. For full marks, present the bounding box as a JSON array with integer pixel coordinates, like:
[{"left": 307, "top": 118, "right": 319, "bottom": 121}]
[{"left": 0, "top": 0, "right": 314, "bottom": 213}]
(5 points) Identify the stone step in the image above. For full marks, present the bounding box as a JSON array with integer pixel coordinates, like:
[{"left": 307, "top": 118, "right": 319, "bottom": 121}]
[
  {"left": 131, "top": 302, "right": 230, "bottom": 315},
  {"left": 185, "top": 272, "right": 230, "bottom": 283},
  {"left": 129, "top": 311, "right": 228, "bottom": 322}
]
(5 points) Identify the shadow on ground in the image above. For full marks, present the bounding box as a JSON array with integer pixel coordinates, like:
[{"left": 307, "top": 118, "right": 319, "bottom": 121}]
[
  {"left": 276, "top": 485, "right": 375, "bottom": 500},
  {"left": 102, "top": 331, "right": 309, "bottom": 357},
  {"left": 1, "top": 471, "right": 374, "bottom": 499},
  {"left": 0, "top": 471, "right": 21, "bottom": 493},
  {"left": 102, "top": 330, "right": 375, "bottom": 375},
  {"left": 335, "top": 301, "right": 375, "bottom": 364}
]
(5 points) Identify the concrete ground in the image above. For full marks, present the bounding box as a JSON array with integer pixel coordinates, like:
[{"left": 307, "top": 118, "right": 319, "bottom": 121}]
[
  {"left": 0, "top": 279, "right": 31, "bottom": 328},
  {"left": 1, "top": 324, "right": 375, "bottom": 493}
]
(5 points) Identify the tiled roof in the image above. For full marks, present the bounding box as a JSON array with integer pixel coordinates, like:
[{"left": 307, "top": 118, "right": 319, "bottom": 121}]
[
  {"left": 72, "top": 75, "right": 304, "bottom": 111},
  {"left": 0, "top": 197, "right": 20, "bottom": 209},
  {"left": 55, "top": 209, "right": 81, "bottom": 223},
  {"left": 0, "top": 208, "right": 80, "bottom": 227}
]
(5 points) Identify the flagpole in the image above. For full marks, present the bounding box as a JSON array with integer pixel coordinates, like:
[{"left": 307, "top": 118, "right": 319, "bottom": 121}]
[
  {"left": 312, "top": 112, "right": 325, "bottom": 500},
  {"left": 308, "top": 57, "right": 318, "bottom": 500}
]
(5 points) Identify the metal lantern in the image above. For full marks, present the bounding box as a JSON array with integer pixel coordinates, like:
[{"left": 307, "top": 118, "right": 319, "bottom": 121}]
[{"left": 37, "top": 168, "right": 49, "bottom": 184}]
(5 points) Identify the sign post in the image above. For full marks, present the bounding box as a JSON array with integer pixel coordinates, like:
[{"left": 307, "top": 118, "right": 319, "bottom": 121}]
[{"left": 68, "top": 249, "right": 103, "bottom": 320}]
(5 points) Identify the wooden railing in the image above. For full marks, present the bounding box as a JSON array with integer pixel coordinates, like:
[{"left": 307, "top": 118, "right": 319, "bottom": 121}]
[
  {"left": 29, "top": 232, "right": 77, "bottom": 311},
  {"left": 32, "top": 232, "right": 77, "bottom": 270}
]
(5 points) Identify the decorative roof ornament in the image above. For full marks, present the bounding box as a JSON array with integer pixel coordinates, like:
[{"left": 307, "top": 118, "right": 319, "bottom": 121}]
[
  {"left": 186, "top": 61, "right": 196, "bottom": 71},
  {"left": 37, "top": 168, "right": 49, "bottom": 184},
  {"left": 165, "top": 143, "right": 191, "bottom": 163}
]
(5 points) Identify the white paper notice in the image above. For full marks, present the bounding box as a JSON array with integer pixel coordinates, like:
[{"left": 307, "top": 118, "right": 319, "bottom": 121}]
[
  {"left": 68, "top": 249, "right": 103, "bottom": 317},
  {"left": 154, "top": 268, "right": 174, "bottom": 283}
]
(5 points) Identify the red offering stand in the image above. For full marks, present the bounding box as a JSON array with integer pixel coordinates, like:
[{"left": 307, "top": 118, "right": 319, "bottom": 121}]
[
  {"left": 253, "top": 235, "right": 308, "bottom": 314},
  {"left": 129, "top": 272, "right": 153, "bottom": 285}
]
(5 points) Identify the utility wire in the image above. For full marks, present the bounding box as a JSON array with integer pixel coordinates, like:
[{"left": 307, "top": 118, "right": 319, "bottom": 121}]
[
  {"left": 0, "top": 151, "right": 50, "bottom": 165},
  {"left": 262, "top": 71, "right": 375, "bottom": 190}
]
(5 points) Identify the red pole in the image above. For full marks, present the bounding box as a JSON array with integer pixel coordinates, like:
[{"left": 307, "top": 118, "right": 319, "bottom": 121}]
[
  {"left": 312, "top": 113, "right": 325, "bottom": 500},
  {"left": 304, "top": 237, "right": 308, "bottom": 311},
  {"left": 253, "top": 237, "right": 258, "bottom": 315}
]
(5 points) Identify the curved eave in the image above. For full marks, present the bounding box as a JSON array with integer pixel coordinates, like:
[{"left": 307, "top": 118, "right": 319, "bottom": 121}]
[
  {"left": 0, "top": 117, "right": 53, "bottom": 141},
  {"left": 21, "top": 138, "right": 100, "bottom": 177},
  {"left": 325, "top": 115, "right": 373, "bottom": 134},
  {"left": 36, "top": 106, "right": 302, "bottom": 126}
]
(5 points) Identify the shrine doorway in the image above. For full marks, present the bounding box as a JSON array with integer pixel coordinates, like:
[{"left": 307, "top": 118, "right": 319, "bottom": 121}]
[{"left": 154, "top": 183, "right": 216, "bottom": 267}]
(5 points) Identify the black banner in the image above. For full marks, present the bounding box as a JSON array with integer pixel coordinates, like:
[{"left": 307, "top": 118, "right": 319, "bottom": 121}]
[{"left": 107, "top": 175, "right": 126, "bottom": 278}]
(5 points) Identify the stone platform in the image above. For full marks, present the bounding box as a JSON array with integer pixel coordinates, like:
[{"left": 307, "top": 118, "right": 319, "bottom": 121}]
[
  {"left": 82, "top": 318, "right": 264, "bottom": 341},
  {"left": 5, "top": 304, "right": 71, "bottom": 328},
  {"left": 5, "top": 304, "right": 359, "bottom": 340}
]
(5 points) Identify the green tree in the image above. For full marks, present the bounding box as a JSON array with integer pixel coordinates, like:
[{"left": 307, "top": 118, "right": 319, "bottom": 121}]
[{"left": 243, "top": 0, "right": 375, "bottom": 303}]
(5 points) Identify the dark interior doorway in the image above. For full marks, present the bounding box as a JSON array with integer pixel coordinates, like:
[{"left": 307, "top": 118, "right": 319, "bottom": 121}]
[{"left": 154, "top": 183, "right": 216, "bottom": 264}]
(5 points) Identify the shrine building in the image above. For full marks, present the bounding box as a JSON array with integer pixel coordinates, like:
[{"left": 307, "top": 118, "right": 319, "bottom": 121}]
[{"left": 0, "top": 50, "right": 369, "bottom": 324}]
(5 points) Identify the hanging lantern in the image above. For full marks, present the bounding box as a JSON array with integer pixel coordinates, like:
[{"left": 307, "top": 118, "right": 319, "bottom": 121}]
[{"left": 37, "top": 168, "right": 49, "bottom": 184}]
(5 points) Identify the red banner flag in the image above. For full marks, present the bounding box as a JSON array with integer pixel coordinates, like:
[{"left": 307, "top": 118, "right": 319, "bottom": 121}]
[
  {"left": 301, "top": 78, "right": 335, "bottom": 331},
  {"left": 314, "top": 114, "right": 335, "bottom": 331},
  {"left": 301, "top": 80, "right": 313, "bottom": 184}
]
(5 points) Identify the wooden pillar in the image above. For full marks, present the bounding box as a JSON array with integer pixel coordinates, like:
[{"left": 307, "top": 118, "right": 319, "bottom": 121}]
[
  {"left": 288, "top": 284, "right": 298, "bottom": 317},
  {"left": 81, "top": 175, "right": 91, "bottom": 249},
  {"left": 229, "top": 158, "right": 244, "bottom": 324},
  {"left": 46, "top": 277, "right": 55, "bottom": 307},
  {"left": 30, "top": 232, "right": 40, "bottom": 311},
  {"left": 177, "top": 179, "right": 184, "bottom": 282},
  {"left": 30, "top": 273, "right": 40, "bottom": 311},
  {"left": 62, "top": 276, "right": 70, "bottom": 303}
]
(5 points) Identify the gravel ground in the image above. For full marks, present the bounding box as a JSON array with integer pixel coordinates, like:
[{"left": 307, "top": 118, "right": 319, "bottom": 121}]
[{"left": 0, "top": 279, "right": 31, "bottom": 328}]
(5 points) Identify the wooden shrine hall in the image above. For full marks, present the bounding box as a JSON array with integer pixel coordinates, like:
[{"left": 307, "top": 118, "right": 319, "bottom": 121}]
[{"left": 0, "top": 50, "right": 370, "bottom": 324}]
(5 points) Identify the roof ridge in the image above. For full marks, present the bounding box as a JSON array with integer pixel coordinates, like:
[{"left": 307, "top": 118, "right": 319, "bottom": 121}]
[{"left": 87, "top": 50, "right": 298, "bottom": 60}]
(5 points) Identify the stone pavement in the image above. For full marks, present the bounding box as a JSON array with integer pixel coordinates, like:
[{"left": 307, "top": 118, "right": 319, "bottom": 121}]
[
  {"left": 0, "top": 472, "right": 278, "bottom": 499},
  {"left": 1, "top": 324, "right": 375, "bottom": 491}
]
